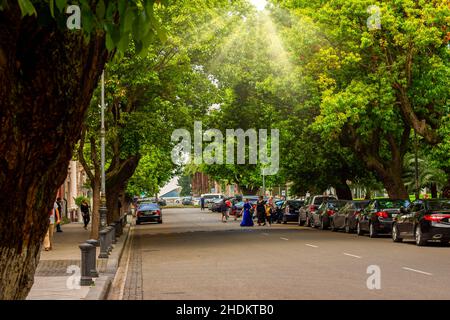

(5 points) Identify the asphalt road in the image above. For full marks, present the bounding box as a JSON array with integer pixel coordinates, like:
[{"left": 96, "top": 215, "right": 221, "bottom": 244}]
[{"left": 109, "top": 207, "right": 450, "bottom": 300}]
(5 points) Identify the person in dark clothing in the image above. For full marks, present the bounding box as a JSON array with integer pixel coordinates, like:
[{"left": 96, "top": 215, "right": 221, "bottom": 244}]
[
  {"left": 220, "top": 200, "right": 229, "bottom": 222},
  {"left": 56, "top": 197, "right": 63, "bottom": 232},
  {"left": 200, "top": 197, "right": 205, "bottom": 211},
  {"left": 256, "top": 196, "right": 267, "bottom": 226},
  {"left": 80, "top": 200, "right": 90, "bottom": 230}
]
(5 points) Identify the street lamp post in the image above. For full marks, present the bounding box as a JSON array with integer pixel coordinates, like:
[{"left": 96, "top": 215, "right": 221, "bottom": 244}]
[{"left": 99, "top": 70, "right": 107, "bottom": 230}]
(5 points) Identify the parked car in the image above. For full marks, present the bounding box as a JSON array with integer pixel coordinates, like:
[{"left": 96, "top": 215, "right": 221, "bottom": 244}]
[
  {"left": 356, "top": 198, "right": 410, "bottom": 237},
  {"left": 202, "top": 193, "right": 225, "bottom": 209},
  {"left": 136, "top": 203, "right": 162, "bottom": 225},
  {"left": 392, "top": 199, "right": 450, "bottom": 246},
  {"left": 274, "top": 200, "right": 285, "bottom": 223},
  {"left": 210, "top": 198, "right": 224, "bottom": 212},
  {"left": 299, "top": 195, "right": 338, "bottom": 227},
  {"left": 282, "top": 200, "right": 304, "bottom": 224},
  {"left": 331, "top": 200, "right": 371, "bottom": 232},
  {"left": 182, "top": 197, "right": 194, "bottom": 205},
  {"left": 313, "top": 199, "right": 349, "bottom": 230},
  {"left": 231, "top": 201, "right": 245, "bottom": 217}
]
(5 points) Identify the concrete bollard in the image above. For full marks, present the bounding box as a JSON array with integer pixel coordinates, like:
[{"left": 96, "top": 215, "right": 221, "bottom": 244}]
[
  {"left": 115, "top": 219, "right": 123, "bottom": 237},
  {"left": 109, "top": 223, "right": 117, "bottom": 244},
  {"left": 79, "top": 243, "right": 94, "bottom": 286},
  {"left": 98, "top": 229, "right": 109, "bottom": 258},
  {"left": 84, "top": 240, "right": 99, "bottom": 278},
  {"left": 106, "top": 226, "right": 114, "bottom": 252}
]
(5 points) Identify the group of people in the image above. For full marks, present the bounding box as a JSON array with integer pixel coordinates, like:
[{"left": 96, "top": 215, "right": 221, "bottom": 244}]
[
  {"left": 239, "top": 196, "right": 275, "bottom": 227},
  {"left": 43, "top": 198, "right": 91, "bottom": 251},
  {"left": 43, "top": 198, "right": 63, "bottom": 251},
  {"left": 216, "top": 196, "right": 275, "bottom": 227}
]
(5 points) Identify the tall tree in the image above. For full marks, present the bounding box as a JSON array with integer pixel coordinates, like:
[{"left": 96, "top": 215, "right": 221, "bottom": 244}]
[{"left": 0, "top": 0, "right": 169, "bottom": 300}]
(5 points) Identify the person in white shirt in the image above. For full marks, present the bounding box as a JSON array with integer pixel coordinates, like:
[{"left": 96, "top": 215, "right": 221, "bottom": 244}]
[{"left": 44, "top": 201, "right": 60, "bottom": 251}]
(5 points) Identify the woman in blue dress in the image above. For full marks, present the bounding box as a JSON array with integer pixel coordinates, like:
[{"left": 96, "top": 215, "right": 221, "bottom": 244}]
[{"left": 240, "top": 199, "right": 254, "bottom": 227}]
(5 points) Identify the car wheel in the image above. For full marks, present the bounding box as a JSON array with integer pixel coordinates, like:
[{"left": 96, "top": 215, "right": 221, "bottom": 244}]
[
  {"left": 415, "top": 227, "right": 426, "bottom": 246},
  {"left": 158, "top": 219, "right": 163, "bottom": 224},
  {"left": 344, "top": 220, "right": 351, "bottom": 233},
  {"left": 369, "top": 223, "right": 377, "bottom": 238},
  {"left": 319, "top": 218, "right": 326, "bottom": 230},
  {"left": 356, "top": 222, "right": 363, "bottom": 236},
  {"left": 392, "top": 224, "right": 402, "bottom": 242},
  {"left": 330, "top": 219, "right": 337, "bottom": 232}
]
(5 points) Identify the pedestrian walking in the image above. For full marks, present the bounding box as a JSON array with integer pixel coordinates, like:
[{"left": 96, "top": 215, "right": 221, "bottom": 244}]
[
  {"left": 200, "top": 197, "right": 205, "bottom": 211},
  {"left": 240, "top": 199, "right": 254, "bottom": 227},
  {"left": 225, "top": 198, "right": 233, "bottom": 221},
  {"left": 220, "top": 199, "right": 229, "bottom": 223},
  {"left": 44, "top": 201, "right": 60, "bottom": 251},
  {"left": 256, "top": 196, "right": 267, "bottom": 226},
  {"left": 80, "top": 199, "right": 90, "bottom": 230},
  {"left": 55, "top": 197, "right": 63, "bottom": 232}
]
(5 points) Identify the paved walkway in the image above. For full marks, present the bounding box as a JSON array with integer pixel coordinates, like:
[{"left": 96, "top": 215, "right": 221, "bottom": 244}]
[{"left": 27, "top": 223, "right": 107, "bottom": 300}]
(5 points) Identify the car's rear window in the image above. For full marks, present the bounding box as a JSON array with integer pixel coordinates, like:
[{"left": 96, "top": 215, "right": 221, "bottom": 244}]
[
  {"left": 378, "top": 199, "right": 409, "bottom": 209},
  {"left": 427, "top": 200, "right": 450, "bottom": 211},
  {"left": 314, "top": 196, "right": 336, "bottom": 204},
  {"left": 287, "top": 201, "right": 303, "bottom": 209},
  {"left": 354, "top": 201, "right": 370, "bottom": 209},
  {"left": 326, "top": 200, "right": 347, "bottom": 209},
  {"left": 139, "top": 204, "right": 159, "bottom": 211}
]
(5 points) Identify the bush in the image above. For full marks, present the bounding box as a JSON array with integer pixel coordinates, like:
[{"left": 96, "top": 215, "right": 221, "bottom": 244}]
[{"left": 74, "top": 195, "right": 90, "bottom": 207}]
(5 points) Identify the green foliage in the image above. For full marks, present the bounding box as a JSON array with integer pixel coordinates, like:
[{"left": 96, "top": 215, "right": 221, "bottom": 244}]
[{"left": 74, "top": 195, "right": 90, "bottom": 207}]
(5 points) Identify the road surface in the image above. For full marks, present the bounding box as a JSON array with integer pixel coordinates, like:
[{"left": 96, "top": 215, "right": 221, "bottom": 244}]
[{"left": 108, "top": 207, "right": 450, "bottom": 300}]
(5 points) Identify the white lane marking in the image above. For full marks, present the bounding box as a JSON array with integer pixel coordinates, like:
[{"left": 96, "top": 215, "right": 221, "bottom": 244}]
[
  {"left": 343, "top": 253, "right": 362, "bottom": 259},
  {"left": 305, "top": 244, "right": 318, "bottom": 248},
  {"left": 280, "top": 237, "right": 289, "bottom": 241},
  {"left": 402, "top": 267, "right": 433, "bottom": 276}
]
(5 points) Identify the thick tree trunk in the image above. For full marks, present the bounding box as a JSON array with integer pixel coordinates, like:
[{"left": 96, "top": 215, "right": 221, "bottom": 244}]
[
  {"left": 335, "top": 180, "right": 353, "bottom": 200},
  {"left": 0, "top": 7, "right": 107, "bottom": 299},
  {"left": 239, "top": 185, "right": 258, "bottom": 195},
  {"left": 106, "top": 155, "right": 140, "bottom": 223},
  {"left": 430, "top": 183, "right": 438, "bottom": 199}
]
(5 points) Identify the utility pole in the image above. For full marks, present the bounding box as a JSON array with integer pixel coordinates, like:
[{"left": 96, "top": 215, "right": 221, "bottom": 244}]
[
  {"left": 99, "top": 70, "right": 107, "bottom": 229},
  {"left": 262, "top": 173, "right": 265, "bottom": 197}
]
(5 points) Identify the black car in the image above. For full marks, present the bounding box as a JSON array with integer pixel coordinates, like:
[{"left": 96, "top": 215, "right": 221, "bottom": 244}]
[
  {"left": 182, "top": 197, "right": 194, "bottom": 205},
  {"left": 392, "top": 199, "right": 450, "bottom": 246},
  {"left": 313, "top": 200, "right": 349, "bottom": 230},
  {"left": 282, "top": 200, "right": 304, "bottom": 224},
  {"left": 136, "top": 203, "right": 162, "bottom": 224},
  {"left": 274, "top": 200, "right": 285, "bottom": 223},
  {"left": 356, "top": 198, "right": 410, "bottom": 237},
  {"left": 210, "top": 198, "right": 224, "bottom": 212},
  {"left": 299, "top": 195, "right": 338, "bottom": 227},
  {"left": 331, "top": 200, "right": 370, "bottom": 232}
]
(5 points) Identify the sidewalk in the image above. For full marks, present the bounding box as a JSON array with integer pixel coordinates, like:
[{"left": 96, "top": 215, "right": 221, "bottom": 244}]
[{"left": 27, "top": 222, "right": 128, "bottom": 300}]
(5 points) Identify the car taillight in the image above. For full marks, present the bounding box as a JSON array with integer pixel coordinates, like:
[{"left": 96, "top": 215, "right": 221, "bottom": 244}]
[
  {"left": 376, "top": 211, "right": 388, "bottom": 218},
  {"left": 424, "top": 214, "right": 450, "bottom": 222},
  {"left": 326, "top": 209, "right": 335, "bottom": 216},
  {"left": 155, "top": 210, "right": 161, "bottom": 215}
]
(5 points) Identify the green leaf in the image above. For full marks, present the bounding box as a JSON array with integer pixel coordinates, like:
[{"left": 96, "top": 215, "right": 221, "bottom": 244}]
[
  {"left": 96, "top": 0, "right": 105, "bottom": 19},
  {"left": 17, "top": 0, "right": 36, "bottom": 17},
  {"left": 55, "top": 0, "right": 66, "bottom": 12}
]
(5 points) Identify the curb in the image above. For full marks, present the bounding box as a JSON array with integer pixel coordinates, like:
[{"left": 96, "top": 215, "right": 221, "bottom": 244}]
[{"left": 84, "top": 224, "right": 131, "bottom": 300}]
